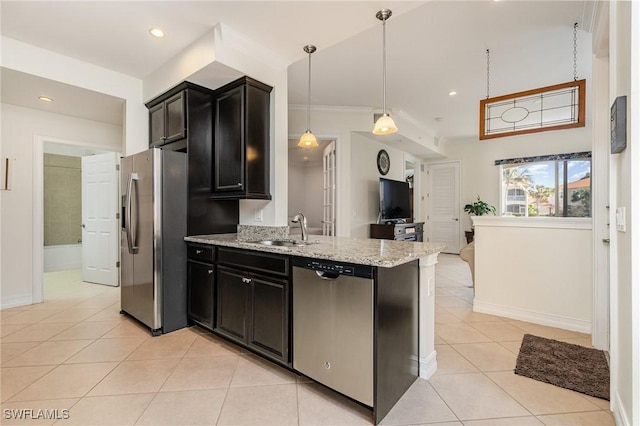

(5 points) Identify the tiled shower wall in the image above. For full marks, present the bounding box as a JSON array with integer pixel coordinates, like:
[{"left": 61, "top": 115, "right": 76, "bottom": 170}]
[{"left": 44, "top": 154, "right": 82, "bottom": 246}]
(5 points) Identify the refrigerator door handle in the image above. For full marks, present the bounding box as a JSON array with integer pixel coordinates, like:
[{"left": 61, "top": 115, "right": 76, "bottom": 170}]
[
  {"left": 125, "top": 173, "right": 133, "bottom": 253},
  {"left": 129, "top": 173, "right": 139, "bottom": 253}
]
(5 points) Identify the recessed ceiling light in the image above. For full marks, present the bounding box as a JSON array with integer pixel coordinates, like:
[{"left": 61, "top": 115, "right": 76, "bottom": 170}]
[
  {"left": 448, "top": 91, "right": 457, "bottom": 96},
  {"left": 38, "top": 96, "right": 53, "bottom": 102},
  {"left": 149, "top": 28, "right": 165, "bottom": 38}
]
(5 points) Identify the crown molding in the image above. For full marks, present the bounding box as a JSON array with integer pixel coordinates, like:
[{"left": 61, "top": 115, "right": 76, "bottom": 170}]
[{"left": 289, "top": 104, "right": 373, "bottom": 114}]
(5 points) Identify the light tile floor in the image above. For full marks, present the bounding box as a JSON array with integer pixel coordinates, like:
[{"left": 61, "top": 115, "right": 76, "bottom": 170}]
[{"left": 0, "top": 257, "right": 614, "bottom": 425}]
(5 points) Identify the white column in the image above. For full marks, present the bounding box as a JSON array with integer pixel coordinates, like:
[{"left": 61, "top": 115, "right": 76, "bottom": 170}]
[{"left": 419, "top": 253, "right": 438, "bottom": 379}]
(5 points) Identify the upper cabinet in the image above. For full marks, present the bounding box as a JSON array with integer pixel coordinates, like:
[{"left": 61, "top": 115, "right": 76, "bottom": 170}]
[
  {"left": 145, "top": 77, "right": 272, "bottom": 201},
  {"left": 146, "top": 82, "right": 214, "bottom": 154},
  {"left": 212, "top": 77, "right": 272, "bottom": 200}
]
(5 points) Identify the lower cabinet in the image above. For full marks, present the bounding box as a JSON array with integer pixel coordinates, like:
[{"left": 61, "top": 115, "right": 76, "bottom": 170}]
[
  {"left": 186, "top": 244, "right": 216, "bottom": 330},
  {"left": 187, "top": 260, "right": 215, "bottom": 330},
  {"left": 216, "top": 251, "right": 290, "bottom": 365},
  {"left": 216, "top": 266, "right": 249, "bottom": 340}
]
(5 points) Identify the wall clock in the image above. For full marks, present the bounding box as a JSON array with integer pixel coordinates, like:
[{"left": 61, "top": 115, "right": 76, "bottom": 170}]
[{"left": 377, "top": 149, "right": 390, "bottom": 175}]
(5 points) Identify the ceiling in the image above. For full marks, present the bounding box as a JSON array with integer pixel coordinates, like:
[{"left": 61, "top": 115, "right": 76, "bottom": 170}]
[{"left": 0, "top": 1, "right": 595, "bottom": 145}]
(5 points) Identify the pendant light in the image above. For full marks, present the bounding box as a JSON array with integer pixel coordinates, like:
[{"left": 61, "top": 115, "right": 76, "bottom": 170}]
[
  {"left": 372, "top": 9, "right": 398, "bottom": 135},
  {"left": 298, "top": 44, "right": 319, "bottom": 148}
]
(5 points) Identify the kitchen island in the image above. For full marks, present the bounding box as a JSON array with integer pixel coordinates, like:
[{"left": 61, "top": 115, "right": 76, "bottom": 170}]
[{"left": 185, "top": 232, "right": 444, "bottom": 424}]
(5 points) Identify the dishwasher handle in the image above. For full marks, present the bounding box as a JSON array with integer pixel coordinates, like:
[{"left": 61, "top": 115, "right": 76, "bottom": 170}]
[{"left": 315, "top": 270, "right": 341, "bottom": 280}]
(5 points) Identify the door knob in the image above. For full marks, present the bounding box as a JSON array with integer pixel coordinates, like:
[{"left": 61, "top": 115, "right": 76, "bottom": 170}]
[{"left": 81, "top": 224, "right": 86, "bottom": 228}]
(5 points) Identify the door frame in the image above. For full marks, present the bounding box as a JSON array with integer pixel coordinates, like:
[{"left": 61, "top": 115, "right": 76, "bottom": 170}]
[{"left": 32, "top": 134, "right": 121, "bottom": 303}]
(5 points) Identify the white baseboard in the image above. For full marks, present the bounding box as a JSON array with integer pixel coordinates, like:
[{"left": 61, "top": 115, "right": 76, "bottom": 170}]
[
  {"left": 419, "top": 350, "right": 438, "bottom": 380},
  {"left": 1, "top": 293, "right": 33, "bottom": 310},
  {"left": 473, "top": 300, "right": 591, "bottom": 334},
  {"left": 612, "top": 390, "right": 630, "bottom": 426}
]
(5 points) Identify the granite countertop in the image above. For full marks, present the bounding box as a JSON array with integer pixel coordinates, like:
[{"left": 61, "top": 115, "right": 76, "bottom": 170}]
[{"left": 184, "top": 234, "right": 445, "bottom": 268}]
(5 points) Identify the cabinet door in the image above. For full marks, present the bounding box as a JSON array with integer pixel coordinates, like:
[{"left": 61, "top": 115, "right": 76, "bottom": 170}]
[
  {"left": 149, "top": 103, "right": 165, "bottom": 147},
  {"left": 214, "top": 85, "right": 245, "bottom": 192},
  {"left": 248, "top": 275, "right": 288, "bottom": 362},
  {"left": 245, "top": 84, "right": 270, "bottom": 196},
  {"left": 187, "top": 260, "right": 215, "bottom": 330},
  {"left": 165, "top": 92, "right": 186, "bottom": 143},
  {"left": 216, "top": 266, "right": 248, "bottom": 341}
]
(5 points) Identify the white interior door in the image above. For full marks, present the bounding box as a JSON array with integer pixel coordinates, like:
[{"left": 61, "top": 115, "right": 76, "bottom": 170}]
[
  {"left": 426, "top": 162, "right": 461, "bottom": 254},
  {"left": 81, "top": 152, "right": 119, "bottom": 286},
  {"left": 322, "top": 141, "right": 336, "bottom": 236}
]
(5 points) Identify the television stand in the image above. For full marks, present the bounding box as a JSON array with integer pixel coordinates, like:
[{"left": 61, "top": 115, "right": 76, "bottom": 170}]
[{"left": 370, "top": 222, "right": 424, "bottom": 242}]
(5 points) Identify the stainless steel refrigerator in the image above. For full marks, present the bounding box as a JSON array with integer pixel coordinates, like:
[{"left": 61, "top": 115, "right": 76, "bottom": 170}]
[{"left": 120, "top": 148, "right": 188, "bottom": 335}]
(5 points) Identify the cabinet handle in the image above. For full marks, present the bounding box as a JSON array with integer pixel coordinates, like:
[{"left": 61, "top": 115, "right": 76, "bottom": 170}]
[
  {"left": 208, "top": 269, "right": 214, "bottom": 274},
  {"left": 241, "top": 277, "right": 252, "bottom": 284},
  {"left": 196, "top": 249, "right": 203, "bottom": 254}
]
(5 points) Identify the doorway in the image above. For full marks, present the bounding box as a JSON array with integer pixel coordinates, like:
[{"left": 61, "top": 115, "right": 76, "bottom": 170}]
[
  {"left": 425, "top": 161, "right": 462, "bottom": 254},
  {"left": 288, "top": 138, "right": 337, "bottom": 236},
  {"left": 33, "top": 136, "right": 121, "bottom": 303}
]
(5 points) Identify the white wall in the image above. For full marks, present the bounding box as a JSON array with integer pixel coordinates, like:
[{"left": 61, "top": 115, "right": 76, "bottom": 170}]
[
  {"left": 0, "top": 104, "right": 122, "bottom": 308},
  {"left": 350, "top": 133, "right": 406, "bottom": 238},
  {"left": 287, "top": 162, "right": 323, "bottom": 228},
  {"left": 607, "top": 2, "right": 640, "bottom": 425},
  {"left": 440, "top": 127, "right": 592, "bottom": 234},
  {"left": 473, "top": 217, "right": 593, "bottom": 333},
  {"left": 288, "top": 164, "right": 306, "bottom": 219}
]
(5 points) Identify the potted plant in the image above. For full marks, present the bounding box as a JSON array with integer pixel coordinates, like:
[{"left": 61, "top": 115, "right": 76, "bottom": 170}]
[{"left": 463, "top": 196, "right": 496, "bottom": 243}]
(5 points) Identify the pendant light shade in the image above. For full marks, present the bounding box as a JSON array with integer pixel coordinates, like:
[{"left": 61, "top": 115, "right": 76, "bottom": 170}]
[
  {"left": 298, "top": 130, "right": 318, "bottom": 147},
  {"left": 373, "top": 9, "right": 398, "bottom": 135},
  {"left": 298, "top": 44, "right": 319, "bottom": 148},
  {"left": 373, "top": 113, "right": 398, "bottom": 135}
]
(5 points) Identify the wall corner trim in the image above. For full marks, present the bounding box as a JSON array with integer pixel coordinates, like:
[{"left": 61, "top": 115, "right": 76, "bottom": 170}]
[
  {"left": 419, "top": 349, "right": 438, "bottom": 380},
  {"left": 1, "top": 293, "right": 34, "bottom": 310}
]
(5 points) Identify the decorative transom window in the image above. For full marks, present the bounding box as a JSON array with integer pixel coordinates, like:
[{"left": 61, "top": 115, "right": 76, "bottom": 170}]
[
  {"left": 496, "top": 151, "right": 591, "bottom": 217},
  {"left": 480, "top": 80, "right": 586, "bottom": 140}
]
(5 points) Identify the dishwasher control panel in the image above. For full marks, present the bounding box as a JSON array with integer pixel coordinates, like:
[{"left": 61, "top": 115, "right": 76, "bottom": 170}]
[{"left": 292, "top": 257, "right": 374, "bottom": 279}]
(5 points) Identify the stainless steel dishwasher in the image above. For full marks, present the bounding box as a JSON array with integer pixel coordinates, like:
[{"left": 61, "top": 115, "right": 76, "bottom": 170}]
[{"left": 292, "top": 257, "right": 374, "bottom": 406}]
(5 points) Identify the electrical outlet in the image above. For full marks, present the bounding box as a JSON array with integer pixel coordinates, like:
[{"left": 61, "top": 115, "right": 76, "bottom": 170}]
[
  {"left": 427, "top": 277, "right": 435, "bottom": 297},
  {"left": 254, "top": 208, "right": 264, "bottom": 222}
]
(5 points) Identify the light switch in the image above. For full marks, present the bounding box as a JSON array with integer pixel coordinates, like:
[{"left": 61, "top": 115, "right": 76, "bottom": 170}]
[
  {"left": 616, "top": 207, "right": 626, "bottom": 232},
  {"left": 254, "top": 208, "right": 264, "bottom": 222}
]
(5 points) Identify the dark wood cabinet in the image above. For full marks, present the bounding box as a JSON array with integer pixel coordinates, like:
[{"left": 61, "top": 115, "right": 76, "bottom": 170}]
[
  {"left": 215, "top": 247, "right": 289, "bottom": 364},
  {"left": 148, "top": 91, "right": 186, "bottom": 148},
  {"left": 146, "top": 82, "right": 240, "bottom": 235},
  {"left": 186, "top": 244, "right": 216, "bottom": 331},
  {"left": 212, "top": 77, "right": 272, "bottom": 200},
  {"left": 370, "top": 222, "right": 425, "bottom": 242},
  {"left": 248, "top": 274, "right": 288, "bottom": 360},
  {"left": 216, "top": 266, "right": 249, "bottom": 340}
]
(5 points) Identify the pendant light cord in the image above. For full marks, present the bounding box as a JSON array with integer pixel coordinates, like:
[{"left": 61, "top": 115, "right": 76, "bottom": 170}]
[
  {"left": 307, "top": 49, "right": 312, "bottom": 131},
  {"left": 382, "top": 16, "right": 387, "bottom": 115}
]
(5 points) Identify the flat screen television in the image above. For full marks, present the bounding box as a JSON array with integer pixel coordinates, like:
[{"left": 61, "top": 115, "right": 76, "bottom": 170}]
[{"left": 379, "top": 177, "right": 412, "bottom": 223}]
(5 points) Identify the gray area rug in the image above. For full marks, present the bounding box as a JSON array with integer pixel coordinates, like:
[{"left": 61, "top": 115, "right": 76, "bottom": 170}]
[{"left": 515, "top": 334, "right": 610, "bottom": 400}]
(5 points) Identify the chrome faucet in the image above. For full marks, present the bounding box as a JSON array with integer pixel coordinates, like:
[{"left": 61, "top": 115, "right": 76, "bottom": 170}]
[{"left": 291, "top": 212, "right": 308, "bottom": 241}]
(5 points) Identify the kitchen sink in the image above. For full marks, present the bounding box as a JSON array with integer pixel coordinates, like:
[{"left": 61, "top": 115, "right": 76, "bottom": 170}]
[{"left": 252, "top": 239, "right": 317, "bottom": 247}]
